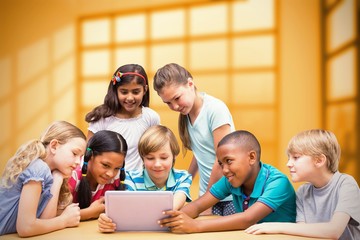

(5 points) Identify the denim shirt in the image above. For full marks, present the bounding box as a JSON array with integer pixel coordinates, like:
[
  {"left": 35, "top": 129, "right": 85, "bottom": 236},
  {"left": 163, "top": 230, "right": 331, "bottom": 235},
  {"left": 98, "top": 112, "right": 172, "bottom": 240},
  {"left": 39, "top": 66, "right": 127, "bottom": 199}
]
[{"left": 0, "top": 158, "right": 53, "bottom": 235}]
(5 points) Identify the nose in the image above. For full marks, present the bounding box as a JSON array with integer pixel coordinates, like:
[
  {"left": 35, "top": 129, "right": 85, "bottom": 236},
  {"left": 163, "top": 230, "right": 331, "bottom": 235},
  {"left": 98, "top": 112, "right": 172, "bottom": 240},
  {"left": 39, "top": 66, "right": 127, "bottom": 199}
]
[
  {"left": 75, "top": 156, "right": 81, "bottom": 166},
  {"left": 154, "top": 159, "right": 162, "bottom": 167},
  {"left": 286, "top": 158, "right": 293, "bottom": 168},
  {"left": 105, "top": 169, "right": 116, "bottom": 178},
  {"left": 222, "top": 164, "right": 229, "bottom": 175},
  {"left": 126, "top": 93, "right": 135, "bottom": 101},
  {"left": 169, "top": 103, "right": 179, "bottom": 111}
]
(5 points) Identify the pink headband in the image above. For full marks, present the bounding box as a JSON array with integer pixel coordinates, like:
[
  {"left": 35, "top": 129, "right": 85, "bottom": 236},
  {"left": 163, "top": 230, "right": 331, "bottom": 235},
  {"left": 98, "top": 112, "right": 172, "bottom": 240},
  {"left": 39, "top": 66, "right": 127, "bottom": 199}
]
[{"left": 112, "top": 71, "right": 147, "bottom": 85}]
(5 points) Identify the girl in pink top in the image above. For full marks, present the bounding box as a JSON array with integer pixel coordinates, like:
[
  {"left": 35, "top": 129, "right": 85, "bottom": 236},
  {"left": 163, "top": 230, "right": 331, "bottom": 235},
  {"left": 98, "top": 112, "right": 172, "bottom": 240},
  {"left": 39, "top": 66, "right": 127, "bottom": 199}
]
[{"left": 69, "top": 130, "right": 127, "bottom": 220}]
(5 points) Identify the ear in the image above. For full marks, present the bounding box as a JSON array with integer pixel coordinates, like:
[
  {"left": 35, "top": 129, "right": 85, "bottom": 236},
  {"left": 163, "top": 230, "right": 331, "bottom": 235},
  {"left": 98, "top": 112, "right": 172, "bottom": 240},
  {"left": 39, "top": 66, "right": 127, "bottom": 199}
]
[
  {"left": 144, "top": 85, "right": 148, "bottom": 94},
  {"left": 48, "top": 139, "right": 59, "bottom": 154},
  {"left": 314, "top": 154, "right": 327, "bottom": 168},
  {"left": 248, "top": 150, "right": 257, "bottom": 165},
  {"left": 187, "top": 77, "right": 194, "bottom": 87}
]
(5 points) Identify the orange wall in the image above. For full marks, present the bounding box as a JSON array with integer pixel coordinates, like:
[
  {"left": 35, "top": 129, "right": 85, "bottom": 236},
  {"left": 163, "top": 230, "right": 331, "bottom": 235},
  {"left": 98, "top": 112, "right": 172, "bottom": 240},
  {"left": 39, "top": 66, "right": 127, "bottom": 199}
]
[{"left": 0, "top": 0, "right": 358, "bottom": 189}]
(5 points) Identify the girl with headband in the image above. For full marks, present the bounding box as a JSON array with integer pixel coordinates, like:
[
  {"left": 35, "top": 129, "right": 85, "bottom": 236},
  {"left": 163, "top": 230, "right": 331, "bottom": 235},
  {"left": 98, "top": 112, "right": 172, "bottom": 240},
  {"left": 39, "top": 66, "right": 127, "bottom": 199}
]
[{"left": 85, "top": 64, "right": 160, "bottom": 172}]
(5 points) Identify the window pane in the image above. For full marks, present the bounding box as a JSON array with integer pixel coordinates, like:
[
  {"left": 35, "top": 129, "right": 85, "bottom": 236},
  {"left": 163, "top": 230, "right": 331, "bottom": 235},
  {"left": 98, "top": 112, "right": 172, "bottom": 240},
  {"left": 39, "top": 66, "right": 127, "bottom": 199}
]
[
  {"left": 190, "top": 3, "right": 228, "bottom": 36},
  {"left": 53, "top": 24, "right": 75, "bottom": 61},
  {"left": 233, "top": 35, "right": 274, "bottom": 68},
  {"left": 327, "top": 103, "right": 357, "bottom": 153},
  {"left": 232, "top": 0, "right": 274, "bottom": 31},
  {"left": 17, "top": 75, "right": 49, "bottom": 128},
  {"left": 151, "top": 9, "right": 185, "bottom": 39},
  {"left": 82, "top": 81, "right": 109, "bottom": 107},
  {"left": 232, "top": 72, "right": 275, "bottom": 104},
  {"left": 0, "top": 102, "right": 11, "bottom": 145},
  {"left": 54, "top": 88, "right": 75, "bottom": 120},
  {"left": 115, "top": 14, "right": 146, "bottom": 42},
  {"left": 150, "top": 43, "right": 185, "bottom": 72},
  {"left": 327, "top": 0, "right": 355, "bottom": 52},
  {"left": 232, "top": 109, "right": 275, "bottom": 142},
  {"left": 115, "top": 47, "right": 146, "bottom": 70},
  {"left": 195, "top": 74, "right": 229, "bottom": 102},
  {"left": 81, "top": 50, "right": 110, "bottom": 77},
  {"left": 18, "top": 39, "right": 49, "bottom": 85},
  {"left": 53, "top": 56, "right": 75, "bottom": 95},
  {"left": 81, "top": 18, "right": 110, "bottom": 46},
  {"left": 0, "top": 57, "right": 11, "bottom": 98},
  {"left": 327, "top": 47, "right": 356, "bottom": 100},
  {"left": 190, "top": 39, "right": 227, "bottom": 69}
]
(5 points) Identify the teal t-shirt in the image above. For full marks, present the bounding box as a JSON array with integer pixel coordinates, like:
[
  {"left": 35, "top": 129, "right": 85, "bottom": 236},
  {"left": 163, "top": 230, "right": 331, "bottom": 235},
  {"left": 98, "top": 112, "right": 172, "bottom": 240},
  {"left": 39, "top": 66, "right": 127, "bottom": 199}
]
[{"left": 210, "top": 162, "right": 296, "bottom": 223}]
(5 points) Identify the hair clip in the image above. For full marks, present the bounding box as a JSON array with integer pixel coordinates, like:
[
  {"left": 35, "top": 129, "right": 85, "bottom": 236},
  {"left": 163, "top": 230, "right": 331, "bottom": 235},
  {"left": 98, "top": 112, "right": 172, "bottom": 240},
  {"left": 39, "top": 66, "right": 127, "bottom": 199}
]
[
  {"left": 111, "top": 71, "right": 147, "bottom": 85},
  {"left": 83, "top": 161, "right": 88, "bottom": 165},
  {"left": 112, "top": 72, "right": 122, "bottom": 85},
  {"left": 86, "top": 147, "right": 92, "bottom": 151},
  {"left": 82, "top": 173, "right": 87, "bottom": 177}
]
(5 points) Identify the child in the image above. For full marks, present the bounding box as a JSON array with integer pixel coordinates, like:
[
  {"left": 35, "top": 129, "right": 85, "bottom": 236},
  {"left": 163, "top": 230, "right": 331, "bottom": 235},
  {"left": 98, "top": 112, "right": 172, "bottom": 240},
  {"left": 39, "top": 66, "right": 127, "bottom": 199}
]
[
  {"left": 68, "top": 130, "right": 127, "bottom": 221},
  {"left": 97, "top": 125, "right": 192, "bottom": 233},
  {"left": 0, "top": 121, "right": 86, "bottom": 237},
  {"left": 153, "top": 63, "right": 235, "bottom": 216},
  {"left": 85, "top": 64, "right": 160, "bottom": 171},
  {"left": 245, "top": 129, "right": 360, "bottom": 240},
  {"left": 158, "top": 130, "right": 296, "bottom": 233}
]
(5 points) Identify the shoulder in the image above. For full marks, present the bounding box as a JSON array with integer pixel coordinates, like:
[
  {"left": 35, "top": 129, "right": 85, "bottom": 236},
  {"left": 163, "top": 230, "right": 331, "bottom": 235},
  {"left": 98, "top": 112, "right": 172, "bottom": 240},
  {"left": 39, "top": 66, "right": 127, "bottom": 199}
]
[
  {"left": 262, "top": 163, "right": 293, "bottom": 188},
  {"left": 142, "top": 107, "right": 159, "bottom": 116},
  {"left": 172, "top": 169, "right": 192, "bottom": 179},
  {"left": 125, "top": 170, "right": 144, "bottom": 181},
  {"left": 19, "top": 159, "right": 51, "bottom": 183},
  {"left": 141, "top": 107, "right": 160, "bottom": 121},
  {"left": 201, "top": 93, "right": 230, "bottom": 116},
  {"left": 203, "top": 93, "right": 227, "bottom": 106}
]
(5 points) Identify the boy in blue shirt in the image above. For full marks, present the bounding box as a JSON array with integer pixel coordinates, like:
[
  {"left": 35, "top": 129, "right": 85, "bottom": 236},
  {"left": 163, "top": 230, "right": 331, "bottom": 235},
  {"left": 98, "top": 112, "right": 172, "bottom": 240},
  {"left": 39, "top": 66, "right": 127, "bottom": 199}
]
[{"left": 159, "top": 130, "right": 296, "bottom": 233}]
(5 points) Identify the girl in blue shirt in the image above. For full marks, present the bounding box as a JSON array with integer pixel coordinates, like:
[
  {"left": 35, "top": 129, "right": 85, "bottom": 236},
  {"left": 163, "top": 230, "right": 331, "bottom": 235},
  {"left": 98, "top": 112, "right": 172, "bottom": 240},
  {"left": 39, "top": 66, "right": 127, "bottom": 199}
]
[{"left": 0, "top": 121, "right": 86, "bottom": 237}]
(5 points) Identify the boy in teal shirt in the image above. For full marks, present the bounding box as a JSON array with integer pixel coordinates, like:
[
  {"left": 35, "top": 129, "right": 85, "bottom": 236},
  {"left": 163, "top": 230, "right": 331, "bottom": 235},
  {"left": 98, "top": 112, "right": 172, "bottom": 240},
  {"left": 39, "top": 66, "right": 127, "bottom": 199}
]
[{"left": 159, "top": 130, "right": 295, "bottom": 233}]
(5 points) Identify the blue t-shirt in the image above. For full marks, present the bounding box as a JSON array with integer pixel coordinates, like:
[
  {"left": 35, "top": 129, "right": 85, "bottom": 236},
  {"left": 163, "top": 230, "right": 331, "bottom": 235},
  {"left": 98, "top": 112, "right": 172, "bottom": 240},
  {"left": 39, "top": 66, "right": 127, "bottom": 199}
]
[
  {"left": 0, "top": 159, "right": 53, "bottom": 235},
  {"left": 210, "top": 162, "right": 296, "bottom": 223},
  {"left": 125, "top": 168, "right": 192, "bottom": 202}
]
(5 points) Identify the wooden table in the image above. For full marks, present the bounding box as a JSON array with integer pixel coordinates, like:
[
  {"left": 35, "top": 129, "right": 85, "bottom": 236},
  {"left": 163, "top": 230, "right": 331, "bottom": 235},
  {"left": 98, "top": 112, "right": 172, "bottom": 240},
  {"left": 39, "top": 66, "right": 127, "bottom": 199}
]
[{"left": 1, "top": 219, "right": 329, "bottom": 240}]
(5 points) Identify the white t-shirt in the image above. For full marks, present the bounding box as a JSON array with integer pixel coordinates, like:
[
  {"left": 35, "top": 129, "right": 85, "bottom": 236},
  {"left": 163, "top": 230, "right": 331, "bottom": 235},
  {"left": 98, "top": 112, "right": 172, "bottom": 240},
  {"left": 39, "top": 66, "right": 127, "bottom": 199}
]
[
  {"left": 188, "top": 92, "right": 235, "bottom": 200},
  {"left": 296, "top": 171, "right": 360, "bottom": 240},
  {"left": 88, "top": 107, "right": 160, "bottom": 171}
]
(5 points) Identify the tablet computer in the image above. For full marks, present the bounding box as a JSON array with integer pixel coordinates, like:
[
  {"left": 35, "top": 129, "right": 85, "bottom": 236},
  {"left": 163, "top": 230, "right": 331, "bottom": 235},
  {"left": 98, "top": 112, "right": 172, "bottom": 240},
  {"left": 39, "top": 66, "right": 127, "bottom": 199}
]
[{"left": 105, "top": 191, "right": 173, "bottom": 231}]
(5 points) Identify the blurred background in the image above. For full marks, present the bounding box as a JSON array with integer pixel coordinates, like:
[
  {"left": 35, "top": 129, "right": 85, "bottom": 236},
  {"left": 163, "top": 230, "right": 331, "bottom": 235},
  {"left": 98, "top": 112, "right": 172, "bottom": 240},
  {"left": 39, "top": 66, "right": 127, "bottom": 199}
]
[{"left": 0, "top": 0, "right": 359, "bottom": 196}]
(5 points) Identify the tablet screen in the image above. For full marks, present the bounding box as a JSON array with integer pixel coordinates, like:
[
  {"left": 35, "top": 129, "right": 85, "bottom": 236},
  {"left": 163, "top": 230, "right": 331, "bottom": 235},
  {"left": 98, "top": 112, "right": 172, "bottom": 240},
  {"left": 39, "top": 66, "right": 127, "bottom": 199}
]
[{"left": 105, "top": 191, "right": 173, "bottom": 231}]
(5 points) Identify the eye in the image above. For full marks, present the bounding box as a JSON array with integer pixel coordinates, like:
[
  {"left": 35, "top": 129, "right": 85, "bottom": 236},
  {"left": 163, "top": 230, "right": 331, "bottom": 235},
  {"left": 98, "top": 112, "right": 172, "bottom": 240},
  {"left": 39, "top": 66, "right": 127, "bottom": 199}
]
[
  {"left": 132, "top": 90, "right": 141, "bottom": 95},
  {"left": 226, "top": 159, "right": 233, "bottom": 165},
  {"left": 102, "top": 163, "right": 110, "bottom": 168},
  {"left": 218, "top": 161, "right": 223, "bottom": 167}
]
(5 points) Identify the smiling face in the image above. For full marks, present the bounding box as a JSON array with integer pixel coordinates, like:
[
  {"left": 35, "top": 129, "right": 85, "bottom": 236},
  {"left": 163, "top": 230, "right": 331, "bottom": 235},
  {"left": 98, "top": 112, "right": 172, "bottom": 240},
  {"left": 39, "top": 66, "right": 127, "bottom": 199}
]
[
  {"left": 87, "top": 152, "right": 125, "bottom": 188},
  {"left": 52, "top": 137, "right": 87, "bottom": 177},
  {"left": 217, "top": 143, "right": 257, "bottom": 188},
  {"left": 143, "top": 142, "right": 173, "bottom": 188},
  {"left": 157, "top": 80, "right": 196, "bottom": 115},
  {"left": 117, "top": 80, "right": 147, "bottom": 117}
]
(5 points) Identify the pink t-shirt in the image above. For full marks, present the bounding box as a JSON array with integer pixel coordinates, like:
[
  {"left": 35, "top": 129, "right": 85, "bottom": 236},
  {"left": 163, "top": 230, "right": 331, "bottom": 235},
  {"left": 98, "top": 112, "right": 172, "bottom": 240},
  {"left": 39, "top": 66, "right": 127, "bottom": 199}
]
[{"left": 69, "top": 166, "right": 120, "bottom": 203}]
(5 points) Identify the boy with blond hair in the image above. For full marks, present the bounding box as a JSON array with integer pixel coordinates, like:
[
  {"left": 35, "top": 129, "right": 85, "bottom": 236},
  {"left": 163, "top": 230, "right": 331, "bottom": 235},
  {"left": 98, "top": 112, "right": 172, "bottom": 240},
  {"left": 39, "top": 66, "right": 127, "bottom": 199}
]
[{"left": 246, "top": 129, "right": 360, "bottom": 240}]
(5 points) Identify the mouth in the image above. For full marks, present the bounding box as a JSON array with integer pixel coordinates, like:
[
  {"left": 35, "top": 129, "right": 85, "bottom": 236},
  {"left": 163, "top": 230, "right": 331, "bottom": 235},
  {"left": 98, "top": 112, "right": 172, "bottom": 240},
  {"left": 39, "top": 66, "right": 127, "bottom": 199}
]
[{"left": 226, "top": 174, "right": 234, "bottom": 182}]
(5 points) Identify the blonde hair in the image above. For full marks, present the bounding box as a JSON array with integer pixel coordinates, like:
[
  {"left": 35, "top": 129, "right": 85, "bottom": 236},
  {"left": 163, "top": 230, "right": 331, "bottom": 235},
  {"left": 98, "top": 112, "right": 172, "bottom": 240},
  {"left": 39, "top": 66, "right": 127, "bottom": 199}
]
[
  {"left": 153, "top": 63, "right": 194, "bottom": 153},
  {"left": 286, "top": 129, "right": 341, "bottom": 173},
  {"left": 1, "top": 121, "right": 86, "bottom": 205},
  {"left": 138, "top": 125, "right": 180, "bottom": 164}
]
